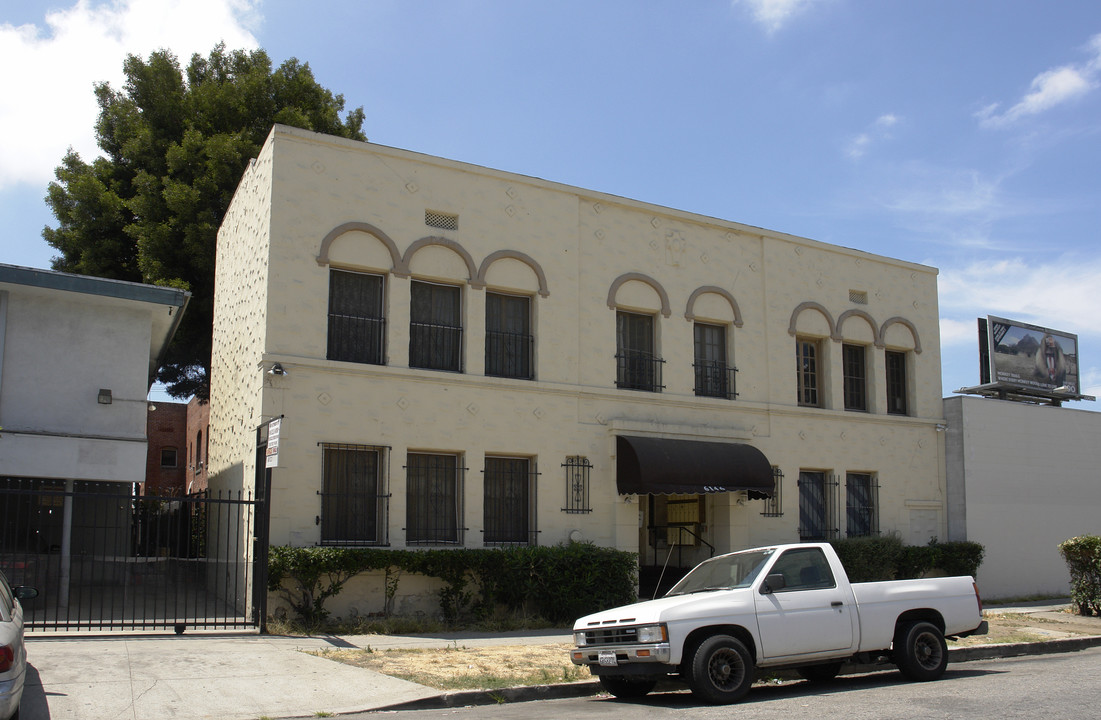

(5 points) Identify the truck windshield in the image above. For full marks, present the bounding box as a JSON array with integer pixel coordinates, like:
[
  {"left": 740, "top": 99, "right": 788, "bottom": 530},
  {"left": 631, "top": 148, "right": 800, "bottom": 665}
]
[{"left": 665, "top": 549, "right": 774, "bottom": 596}]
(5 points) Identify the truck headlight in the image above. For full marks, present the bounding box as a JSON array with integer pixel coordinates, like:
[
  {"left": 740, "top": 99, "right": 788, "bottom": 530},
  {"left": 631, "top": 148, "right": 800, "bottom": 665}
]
[
  {"left": 574, "top": 632, "right": 588, "bottom": 646},
  {"left": 636, "top": 624, "right": 667, "bottom": 644}
]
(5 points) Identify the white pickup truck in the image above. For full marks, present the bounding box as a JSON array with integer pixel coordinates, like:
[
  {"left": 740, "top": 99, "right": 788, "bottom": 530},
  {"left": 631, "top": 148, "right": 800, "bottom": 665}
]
[{"left": 570, "top": 542, "right": 987, "bottom": 704}]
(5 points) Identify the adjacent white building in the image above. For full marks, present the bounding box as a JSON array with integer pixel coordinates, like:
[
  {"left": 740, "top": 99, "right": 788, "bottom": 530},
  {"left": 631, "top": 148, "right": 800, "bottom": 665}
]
[{"left": 945, "top": 395, "right": 1101, "bottom": 599}]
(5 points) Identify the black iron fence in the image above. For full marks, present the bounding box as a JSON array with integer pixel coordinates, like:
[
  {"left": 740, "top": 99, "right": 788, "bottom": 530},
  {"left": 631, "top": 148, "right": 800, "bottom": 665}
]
[
  {"left": 0, "top": 478, "right": 267, "bottom": 633},
  {"left": 615, "top": 351, "right": 665, "bottom": 392},
  {"left": 693, "top": 361, "right": 737, "bottom": 399}
]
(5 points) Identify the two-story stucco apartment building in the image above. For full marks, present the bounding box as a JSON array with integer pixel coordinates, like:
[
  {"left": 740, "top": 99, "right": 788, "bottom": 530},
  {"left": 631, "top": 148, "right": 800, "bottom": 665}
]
[{"left": 209, "top": 125, "right": 945, "bottom": 613}]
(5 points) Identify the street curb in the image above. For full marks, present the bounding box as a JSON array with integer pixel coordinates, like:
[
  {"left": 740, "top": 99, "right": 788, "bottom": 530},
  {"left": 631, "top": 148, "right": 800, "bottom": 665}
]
[{"left": 374, "top": 635, "right": 1101, "bottom": 712}]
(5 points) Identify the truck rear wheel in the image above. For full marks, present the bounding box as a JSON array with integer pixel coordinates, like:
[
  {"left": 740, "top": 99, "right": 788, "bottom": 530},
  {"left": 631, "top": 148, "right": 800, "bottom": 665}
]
[
  {"left": 686, "top": 634, "right": 754, "bottom": 704},
  {"left": 597, "top": 675, "right": 658, "bottom": 698},
  {"left": 894, "top": 621, "right": 948, "bottom": 681}
]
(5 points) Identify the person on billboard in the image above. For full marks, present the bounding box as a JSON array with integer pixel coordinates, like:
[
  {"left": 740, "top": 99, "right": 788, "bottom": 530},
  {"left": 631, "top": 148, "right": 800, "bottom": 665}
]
[{"left": 1033, "top": 334, "right": 1067, "bottom": 386}]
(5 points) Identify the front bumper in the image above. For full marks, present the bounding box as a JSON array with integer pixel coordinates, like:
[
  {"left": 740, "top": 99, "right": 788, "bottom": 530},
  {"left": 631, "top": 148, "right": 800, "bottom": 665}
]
[{"left": 570, "top": 643, "right": 672, "bottom": 668}]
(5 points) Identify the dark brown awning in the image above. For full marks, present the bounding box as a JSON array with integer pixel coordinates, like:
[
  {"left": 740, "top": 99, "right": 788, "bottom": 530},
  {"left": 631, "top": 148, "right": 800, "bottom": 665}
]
[{"left": 616, "top": 435, "right": 774, "bottom": 497}]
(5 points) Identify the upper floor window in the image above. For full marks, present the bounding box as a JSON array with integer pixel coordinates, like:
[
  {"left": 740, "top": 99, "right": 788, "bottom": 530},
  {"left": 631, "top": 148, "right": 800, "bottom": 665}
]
[
  {"left": 406, "top": 453, "right": 463, "bottom": 545},
  {"left": 320, "top": 444, "right": 386, "bottom": 546},
  {"left": 160, "top": 448, "right": 178, "bottom": 468},
  {"left": 616, "top": 311, "right": 663, "bottom": 392},
  {"left": 796, "top": 338, "right": 821, "bottom": 407},
  {"left": 327, "top": 269, "right": 385, "bottom": 365},
  {"left": 843, "top": 344, "right": 867, "bottom": 412},
  {"left": 886, "top": 350, "right": 908, "bottom": 415},
  {"left": 410, "top": 281, "right": 462, "bottom": 372},
  {"left": 485, "top": 292, "right": 533, "bottom": 379},
  {"left": 693, "top": 322, "right": 735, "bottom": 399}
]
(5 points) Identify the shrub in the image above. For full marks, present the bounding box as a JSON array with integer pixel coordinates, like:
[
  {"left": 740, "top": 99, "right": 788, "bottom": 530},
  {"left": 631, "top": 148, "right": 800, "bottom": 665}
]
[
  {"left": 266, "top": 543, "right": 637, "bottom": 628},
  {"left": 1059, "top": 535, "right": 1101, "bottom": 616},
  {"left": 831, "top": 536, "right": 904, "bottom": 581},
  {"left": 832, "top": 536, "right": 984, "bottom": 582}
]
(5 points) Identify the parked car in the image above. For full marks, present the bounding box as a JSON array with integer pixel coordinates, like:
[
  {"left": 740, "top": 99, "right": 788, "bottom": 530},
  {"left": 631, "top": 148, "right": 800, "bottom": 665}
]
[
  {"left": 0, "top": 569, "right": 37, "bottom": 720},
  {"left": 571, "top": 542, "right": 987, "bottom": 704}
]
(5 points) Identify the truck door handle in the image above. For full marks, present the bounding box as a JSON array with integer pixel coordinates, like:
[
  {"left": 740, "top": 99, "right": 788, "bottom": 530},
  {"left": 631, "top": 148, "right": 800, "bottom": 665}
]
[{"left": 831, "top": 601, "right": 844, "bottom": 607}]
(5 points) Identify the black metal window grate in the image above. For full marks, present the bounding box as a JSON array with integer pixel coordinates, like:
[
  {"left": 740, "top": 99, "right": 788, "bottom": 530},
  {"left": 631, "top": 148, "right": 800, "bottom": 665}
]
[
  {"left": 846, "top": 472, "right": 880, "bottom": 538},
  {"left": 405, "top": 453, "right": 465, "bottom": 545},
  {"left": 761, "top": 467, "right": 784, "bottom": 517},
  {"left": 616, "top": 311, "right": 663, "bottom": 392},
  {"left": 483, "top": 457, "right": 538, "bottom": 545},
  {"left": 693, "top": 322, "right": 736, "bottom": 399},
  {"left": 798, "top": 471, "right": 840, "bottom": 541},
  {"left": 486, "top": 292, "right": 533, "bottom": 379},
  {"left": 318, "top": 444, "right": 389, "bottom": 546},
  {"left": 843, "top": 344, "right": 868, "bottom": 411},
  {"left": 328, "top": 269, "right": 386, "bottom": 365},
  {"left": 410, "top": 281, "right": 462, "bottom": 371},
  {"left": 562, "top": 456, "right": 592, "bottom": 514}
]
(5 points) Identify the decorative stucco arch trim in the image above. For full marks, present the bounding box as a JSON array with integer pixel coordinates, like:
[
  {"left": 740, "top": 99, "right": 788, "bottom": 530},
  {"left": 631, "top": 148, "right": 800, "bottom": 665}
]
[
  {"left": 880, "top": 316, "right": 923, "bottom": 354},
  {"left": 684, "top": 286, "right": 744, "bottom": 327},
  {"left": 836, "top": 308, "right": 882, "bottom": 347},
  {"left": 316, "top": 222, "right": 402, "bottom": 270},
  {"left": 475, "top": 250, "right": 550, "bottom": 297},
  {"left": 399, "top": 236, "right": 479, "bottom": 284},
  {"left": 606, "top": 272, "right": 672, "bottom": 318},
  {"left": 787, "top": 301, "right": 836, "bottom": 338}
]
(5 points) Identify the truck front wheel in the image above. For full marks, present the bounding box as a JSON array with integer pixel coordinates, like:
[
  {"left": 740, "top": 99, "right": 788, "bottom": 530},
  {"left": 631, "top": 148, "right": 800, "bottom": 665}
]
[
  {"left": 597, "top": 675, "right": 657, "bottom": 698},
  {"left": 686, "top": 634, "right": 755, "bottom": 704},
  {"left": 894, "top": 621, "right": 948, "bottom": 681}
]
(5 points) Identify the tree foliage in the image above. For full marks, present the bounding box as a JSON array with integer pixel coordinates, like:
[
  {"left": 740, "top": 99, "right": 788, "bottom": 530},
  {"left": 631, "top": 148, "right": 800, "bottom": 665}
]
[{"left": 44, "top": 45, "right": 366, "bottom": 398}]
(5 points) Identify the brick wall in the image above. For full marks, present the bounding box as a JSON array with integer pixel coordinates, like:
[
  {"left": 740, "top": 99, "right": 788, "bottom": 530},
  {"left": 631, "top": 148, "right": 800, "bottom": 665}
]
[{"left": 145, "top": 402, "right": 187, "bottom": 495}]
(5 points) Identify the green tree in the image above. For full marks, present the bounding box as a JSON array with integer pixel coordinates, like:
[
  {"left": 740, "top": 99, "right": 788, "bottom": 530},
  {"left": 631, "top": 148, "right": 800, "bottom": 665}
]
[{"left": 44, "top": 44, "right": 366, "bottom": 398}]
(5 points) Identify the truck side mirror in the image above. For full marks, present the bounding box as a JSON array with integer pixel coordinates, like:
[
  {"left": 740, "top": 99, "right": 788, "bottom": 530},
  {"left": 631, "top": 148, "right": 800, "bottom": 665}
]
[{"left": 762, "top": 573, "right": 786, "bottom": 593}]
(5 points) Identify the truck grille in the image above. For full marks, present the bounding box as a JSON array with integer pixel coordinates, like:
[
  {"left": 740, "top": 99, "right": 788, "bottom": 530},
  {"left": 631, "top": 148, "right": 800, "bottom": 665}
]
[{"left": 582, "top": 627, "right": 639, "bottom": 645}]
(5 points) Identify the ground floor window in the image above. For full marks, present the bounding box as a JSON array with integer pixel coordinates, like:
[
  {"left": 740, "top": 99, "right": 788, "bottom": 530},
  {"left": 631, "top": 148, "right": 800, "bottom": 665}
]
[
  {"left": 846, "top": 472, "right": 879, "bottom": 537},
  {"left": 406, "top": 453, "right": 463, "bottom": 544},
  {"left": 483, "top": 457, "right": 536, "bottom": 545},
  {"left": 320, "top": 444, "right": 387, "bottom": 545},
  {"left": 798, "top": 470, "right": 839, "bottom": 541}
]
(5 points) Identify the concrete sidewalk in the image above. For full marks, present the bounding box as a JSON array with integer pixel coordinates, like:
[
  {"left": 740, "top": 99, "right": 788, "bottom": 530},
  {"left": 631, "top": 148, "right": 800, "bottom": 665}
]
[{"left": 20, "top": 603, "right": 1101, "bottom": 720}]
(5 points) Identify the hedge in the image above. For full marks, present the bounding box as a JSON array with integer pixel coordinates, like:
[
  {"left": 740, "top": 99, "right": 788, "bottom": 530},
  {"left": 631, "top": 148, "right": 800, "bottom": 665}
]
[
  {"left": 267, "top": 542, "right": 637, "bottom": 628},
  {"left": 831, "top": 536, "right": 985, "bottom": 582},
  {"left": 1059, "top": 535, "right": 1101, "bottom": 616}
]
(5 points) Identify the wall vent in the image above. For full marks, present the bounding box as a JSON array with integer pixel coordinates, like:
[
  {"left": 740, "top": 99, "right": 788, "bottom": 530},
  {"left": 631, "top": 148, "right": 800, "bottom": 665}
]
[
  {"left": 425, "top": 210, "right": 458, "bottom": 231},
  {"left": 848, "top": 289, "right": 868, "bottom": 305}
]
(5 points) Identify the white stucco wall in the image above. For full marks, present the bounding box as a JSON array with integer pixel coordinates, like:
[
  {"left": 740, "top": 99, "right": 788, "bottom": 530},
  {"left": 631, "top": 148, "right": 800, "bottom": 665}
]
[
  {"left": 0, "top": 278, "right": 173, "bottom": 482},
  {"left": 210, "top": 126, "right": 948, "bottom": 585},
  {"left": 945, "top": 394, "right": 1101, "bottom": 599}
]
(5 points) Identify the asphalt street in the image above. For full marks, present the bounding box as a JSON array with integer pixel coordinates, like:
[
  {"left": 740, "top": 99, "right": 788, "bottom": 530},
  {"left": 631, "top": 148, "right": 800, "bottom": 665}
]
[{"left": 352, "top": 646, "right": 1101, "bottom": 720}]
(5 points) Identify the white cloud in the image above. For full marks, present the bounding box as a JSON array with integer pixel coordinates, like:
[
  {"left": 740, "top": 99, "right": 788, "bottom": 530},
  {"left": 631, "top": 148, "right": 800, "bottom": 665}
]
[
  {"left": 845, "top": 113, "right": 900, "bottom": 159},
  {"left": 938, "top": 255, "right": 1101, "bottom": 339},
  {"left": 884, "top": 166, "right": 1000, "bottom": 217},
  {"left": 978, "top": 33, "right": 1101, "bottom": 128},
  {"left": 0, "top": 0, "right": 259, "bottom": 190},
  {"left": 735, "top": 0, "right": 821, "bottom": 34}
]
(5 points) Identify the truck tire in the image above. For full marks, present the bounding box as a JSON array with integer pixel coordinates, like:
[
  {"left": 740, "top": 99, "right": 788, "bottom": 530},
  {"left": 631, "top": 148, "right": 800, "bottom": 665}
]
[
  {"left": 597, "top": 675, "right": 658, "bottom": 698},
  {"left": 894, "top": 620, "right": 948, "bottom": 681},
  {"left": 796, "top": 661, "right": 843, "bottom": 682},
  {"left": 686, "top": 634, "right": 755, "bottom": 704}
]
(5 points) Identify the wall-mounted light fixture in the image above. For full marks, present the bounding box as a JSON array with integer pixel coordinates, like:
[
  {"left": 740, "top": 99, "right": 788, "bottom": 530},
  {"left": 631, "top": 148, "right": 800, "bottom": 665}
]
[
  {"left": 267, "top": 363, "right": 287, "bottom": 376},
  {"left": 97, "top": 388, "right": 113, "bottom": 405}
]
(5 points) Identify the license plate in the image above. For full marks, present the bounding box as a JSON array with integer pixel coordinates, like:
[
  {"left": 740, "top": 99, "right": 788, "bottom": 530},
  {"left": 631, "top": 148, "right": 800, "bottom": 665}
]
[{"left": 598, "top": 650, "right": 618, "bottom": 667}]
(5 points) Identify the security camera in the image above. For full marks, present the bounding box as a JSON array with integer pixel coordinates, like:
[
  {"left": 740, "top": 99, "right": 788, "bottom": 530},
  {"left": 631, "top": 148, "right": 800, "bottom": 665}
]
[{"left": 268, "top": 363, "right": 286, "bottom": 376}]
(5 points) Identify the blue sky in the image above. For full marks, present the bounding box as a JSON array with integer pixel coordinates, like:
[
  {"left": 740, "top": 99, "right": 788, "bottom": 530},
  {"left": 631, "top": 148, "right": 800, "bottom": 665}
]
[{"left": 2, "top": 0, "right": 1099, "bottom": 408}]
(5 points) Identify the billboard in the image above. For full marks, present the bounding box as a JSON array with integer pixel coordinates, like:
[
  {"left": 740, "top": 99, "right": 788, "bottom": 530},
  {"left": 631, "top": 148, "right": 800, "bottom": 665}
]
[{"left": 978, "top": 316, "right": 1080, "bottom": 395}]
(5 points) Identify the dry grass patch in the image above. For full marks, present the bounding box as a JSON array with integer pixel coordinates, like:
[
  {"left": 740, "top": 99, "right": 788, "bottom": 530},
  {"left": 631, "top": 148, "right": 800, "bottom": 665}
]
[{"left": 312, "top": 642, "right": 588, "bottom": 690}]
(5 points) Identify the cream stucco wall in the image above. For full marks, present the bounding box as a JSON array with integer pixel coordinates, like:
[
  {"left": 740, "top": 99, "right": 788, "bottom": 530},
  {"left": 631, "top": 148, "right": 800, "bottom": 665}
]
[
  {"left": 945, "top": 395, "right": 1101, "bottom": 600},
  {"left": 210, "top": 126, "right": 947, "bottom": 602}
]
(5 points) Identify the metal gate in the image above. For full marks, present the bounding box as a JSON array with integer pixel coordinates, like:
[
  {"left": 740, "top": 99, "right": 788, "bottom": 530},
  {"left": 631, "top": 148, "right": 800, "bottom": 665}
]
[{"left": 0, "top": 477, "right": 269, "bottom": 633}]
